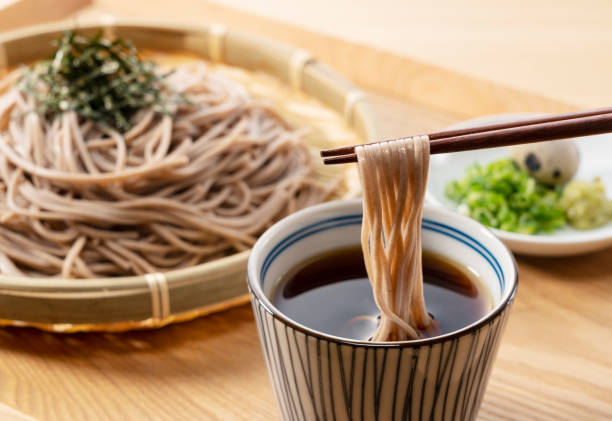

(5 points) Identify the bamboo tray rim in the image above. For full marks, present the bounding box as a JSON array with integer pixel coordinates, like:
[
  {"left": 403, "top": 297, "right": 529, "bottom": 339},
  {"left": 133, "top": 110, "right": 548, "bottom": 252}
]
[{"left": 0, "top": 251, "right": 250, "bottom": 293}]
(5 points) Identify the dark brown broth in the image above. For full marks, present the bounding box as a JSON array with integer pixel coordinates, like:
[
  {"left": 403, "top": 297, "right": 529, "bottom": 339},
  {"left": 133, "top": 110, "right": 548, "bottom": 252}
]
[{"left": 272, "top": 246, "right": 492, "bottom": 341}]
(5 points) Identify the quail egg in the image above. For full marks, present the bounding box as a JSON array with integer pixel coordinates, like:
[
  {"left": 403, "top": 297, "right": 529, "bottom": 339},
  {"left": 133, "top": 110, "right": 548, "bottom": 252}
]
[{"left": 510, "top": 140, "right": 579, "bottom": 185}]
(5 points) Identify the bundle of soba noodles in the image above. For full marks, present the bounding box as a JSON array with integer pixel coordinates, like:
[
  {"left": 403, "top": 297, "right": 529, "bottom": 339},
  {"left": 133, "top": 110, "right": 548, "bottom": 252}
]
[
  {"left": 0, "top": 31, "right": 334, "bottom": 278},
  {"left": 356, "top": 136, "right": 434, "bottom": 341}
]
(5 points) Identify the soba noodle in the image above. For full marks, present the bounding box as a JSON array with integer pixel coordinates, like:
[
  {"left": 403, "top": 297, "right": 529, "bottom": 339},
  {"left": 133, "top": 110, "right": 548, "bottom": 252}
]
[
  {"left": 356, "top": 136, "right": 434, "bottom": 341},
  {"left": 0, "top": 62, "right": 334, "bottom": 278}
]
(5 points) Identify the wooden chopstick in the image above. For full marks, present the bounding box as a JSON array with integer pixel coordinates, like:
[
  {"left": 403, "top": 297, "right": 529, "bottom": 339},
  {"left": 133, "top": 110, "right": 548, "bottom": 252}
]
[
  {"left": 320, "top": 107, "right": 612, "bottom": 159},
  {"left": 322, "top": 109, "right": 612, "bottom": 165}
]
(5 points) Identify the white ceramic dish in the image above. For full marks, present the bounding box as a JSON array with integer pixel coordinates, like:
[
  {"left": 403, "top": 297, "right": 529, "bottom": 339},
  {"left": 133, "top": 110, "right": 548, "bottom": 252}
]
[{"left": 427, "top": 113, "right": 612, "bottom": 256}]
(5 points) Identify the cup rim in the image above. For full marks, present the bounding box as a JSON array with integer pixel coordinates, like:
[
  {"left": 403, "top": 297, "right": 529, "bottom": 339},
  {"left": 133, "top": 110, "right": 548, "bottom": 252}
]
[{"left": 247, "top": 199, "right": 518, "bottom": 348}]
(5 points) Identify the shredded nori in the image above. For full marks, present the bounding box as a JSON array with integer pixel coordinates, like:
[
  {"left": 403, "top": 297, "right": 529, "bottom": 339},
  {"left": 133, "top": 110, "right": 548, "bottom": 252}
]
[{"left": 18, "top": 30, "right": 178, "bottom": 131}]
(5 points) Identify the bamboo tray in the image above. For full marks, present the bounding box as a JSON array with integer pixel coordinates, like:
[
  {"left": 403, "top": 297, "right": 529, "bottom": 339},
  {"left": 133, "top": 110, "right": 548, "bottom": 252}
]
[{"left": 0, "top": 19, "right": 377, "bottom": 332}]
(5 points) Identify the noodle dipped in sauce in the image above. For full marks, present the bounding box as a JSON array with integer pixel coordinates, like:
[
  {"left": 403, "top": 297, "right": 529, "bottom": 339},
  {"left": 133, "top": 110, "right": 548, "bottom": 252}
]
[
  {"left": 274, "top": 136, "right": 493, "bottom": 342},
  {"left": 0, "top": 31, "right": 336, "bottom": 278},
  {"left": 356, "top": 136, "right": 433, "bottom": 341}
]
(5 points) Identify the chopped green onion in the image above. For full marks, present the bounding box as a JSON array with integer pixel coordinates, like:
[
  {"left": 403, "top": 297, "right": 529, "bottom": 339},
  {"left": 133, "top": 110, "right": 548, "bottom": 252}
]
[{"left": 445, "top": 159, "right": 566, "bottom": 234}]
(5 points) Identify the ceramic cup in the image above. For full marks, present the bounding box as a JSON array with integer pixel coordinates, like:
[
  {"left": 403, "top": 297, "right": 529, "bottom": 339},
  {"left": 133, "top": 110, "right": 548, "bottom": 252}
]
[{"left": 247, "top": 199, "right": 518, "bottom": 421}]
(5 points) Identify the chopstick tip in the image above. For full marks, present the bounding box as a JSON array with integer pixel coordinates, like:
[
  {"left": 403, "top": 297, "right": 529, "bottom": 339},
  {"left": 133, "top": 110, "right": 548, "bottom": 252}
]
[{"left": 322, "top": 154, "right": 357, "bottom": 165}]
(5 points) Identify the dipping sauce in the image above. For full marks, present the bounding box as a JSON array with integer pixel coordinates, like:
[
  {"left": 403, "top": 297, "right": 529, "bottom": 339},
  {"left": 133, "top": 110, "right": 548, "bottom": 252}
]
[{"left": 272, "top": 246, "right": 493, "bottom": 341}]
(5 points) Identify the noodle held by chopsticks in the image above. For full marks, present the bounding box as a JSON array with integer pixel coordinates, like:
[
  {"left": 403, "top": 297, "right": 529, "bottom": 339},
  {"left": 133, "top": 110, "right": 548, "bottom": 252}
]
[
  {"left": 0, "top": 62, "right": 334, "bottom": 278},
  {"left": 356, "top": 136, "right": 434, "bottom": 341}
]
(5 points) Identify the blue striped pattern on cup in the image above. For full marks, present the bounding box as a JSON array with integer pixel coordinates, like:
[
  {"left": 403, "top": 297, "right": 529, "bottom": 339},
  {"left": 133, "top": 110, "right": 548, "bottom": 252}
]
[{"left": 251, "top": 291, "right": 512, "bottom": 421}]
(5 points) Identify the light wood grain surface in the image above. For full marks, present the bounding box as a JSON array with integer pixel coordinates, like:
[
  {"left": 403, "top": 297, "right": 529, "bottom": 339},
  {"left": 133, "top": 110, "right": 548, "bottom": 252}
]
[
  {"left": 0, "top": 1, "right": 611, "bottom": 420},
  {"left": 209, "top": 0, "right": 612, "bottom": 110},
  {"left": 0, "top": 0, "right": 90, "bottom": 32},
  {"left": 74, "top": 0, "right": 581, "bottom": 119}
]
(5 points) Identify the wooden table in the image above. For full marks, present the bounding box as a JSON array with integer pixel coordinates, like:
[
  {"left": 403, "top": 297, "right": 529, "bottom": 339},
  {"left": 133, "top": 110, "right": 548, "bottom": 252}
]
[{"left": 0, "top": 1, "right": 611, "bottom": 420}]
